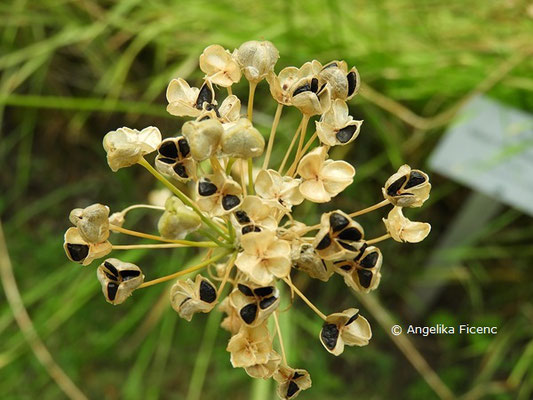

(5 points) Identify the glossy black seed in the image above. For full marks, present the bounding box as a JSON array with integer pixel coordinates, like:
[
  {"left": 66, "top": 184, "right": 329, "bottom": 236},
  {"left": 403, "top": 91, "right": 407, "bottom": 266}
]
[
  {"left": 338, "top": 227, "right": 363, "bottom": 242},
  {"left": 357, "top": 269, "right": 373, "bottom": 288},
  {"left": 67, "top": 243, "right": 89, "bottom": 262},
  {"left": 321, "top": 323, "right": 339, "bottom": 350},
  {"left": 107, "top": 282, "right": 119, "bottom": 301},
  {"left": 386, "top": 175, "right": 407, "bottom": 196},
  {"left": 287, "top": 381, "right": 300, "bottom": 398},
  {"left": 158, "top": 140, "right": 178, "bottom": 158},
  {"left": 195, "top": 83, "right": 213, "bottom": 109},
  {"left": 173, "top": 163, "right": 188, "bottom": 178},
  {"left": 104, "top": 261, "right": 119, "bottom": 277},
  {"left": 345, "top": 312, "right": 360, "bottom": 325},
  {"left": 323, "top": 62, "right": 338, "bottom": 70},
  {"left": 336, "top": 125, "right": 357, "bottom": 143},
  {"left": 254, "top": 286, "right": 274, "bottom": 297},
  {"left": 347, "top": 71, "right": 357, "bottom": 96},
  {"left": 104, "top": 272, "right": 116, "bottom": 280},
  {"left": 339, "top": 241, "right": 357, "bottom": 251},
  {"left": 241, "top": 225, "right": 255, "bottom": 235},
  {"left": 120, "top": 269, "right": 141, "bottom": 281},
  {"left": 360, "top": 251, "right": 379, "bottom": 269},
  {"left": 259, "top": 296, "right": 277, "bottom": 309},
  {"left": 199, "top": 280, "right": 217, "bottom": 303},
  {"left": 240, "top": 304, "right": 258, "bottom": 324},
  {"left": 204, "top": 103, "right": 221, "bottom": 117},
  {"left": 198, "top": 180, "right": 217, "bottom": 196},
  {"left": 404, "top": 171, "right": 426, "bottom": 189},
  {"left": 315, "top": 234, "right": 331, "bottom": 250},
  {"left": 310, "top": 78, "right": 319, "bottom": 93},
  {"left": 321, "top": 259, "right": 328, "bottom": 271},
  {"left": 293, "top": 83, "right": 311, "bottom": 96},
  {"left": 292, "top": 371, "right": 304, "bottom": 379},
  {"left": 238, "top": 284, "right": 254, "bottom": 296},
  {"left": 330, "top": 212, "right": 350, "bottom": 232},
  {"left": 353, "top": 243, "right": 368, "bottom": 262},
  {"left": 177, "top": 138, "right": 190, "bottom": 157},
  {"left": 222, "top": 195, "right": 240, "bottom": 210},
  {"left": 158, "top": 157, "right": 176, "bottom": 164},
  {"left": 340, "top": 263, "right": 352, "bottom": 271},
  {"left": 235, "top": 210, "right": 251, "bottom": 224}
]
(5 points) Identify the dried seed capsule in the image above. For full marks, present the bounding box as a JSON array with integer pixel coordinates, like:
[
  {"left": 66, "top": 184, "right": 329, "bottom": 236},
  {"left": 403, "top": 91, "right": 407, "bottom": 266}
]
[
  {"left": 96, "top": 258, "right": 144, "bottom": 305},
  {"left": 182, "top": 118, "right": 223, "bottom": 161},
  {"left": 229, "top": 283, "right": 280, "bottom": 327},
  {"left": 316, "top": 99, "right": 362, "bottom": 146},
  {"left": 332, "top": 244, "right": 383, "bottom": 293},
  {"left": 313, "top": 210, "right": 365, "bottom": 260},
  {"left": 220, "top": 118, "right": 265, "bottom": 159},
  {"left": 245, "top": 350, "right": 281, "bottom": 379},
  {"left": 291, "top": 242, "right": 334, "bottom": 282},
  {"left": 63, "top": 227, "right": 111, "bottom": 266},
  {"left": 319, "top": 308, "right": 371, "bottom": 356},
  {"left": 235, "top": 40, "right": 279, "bottom": 83},
  {"left": 226, "top": 322, "right": 272, "bottom": 368},
  {"left": 166, "top": 78, "right": 217, "bottom": 118},
  {"left": 155, "top": 136, "right": 197, "bottom": 182},
  {"left": 196, "top": 171, "right": 242, "bottom": 217},
  {"left": 290, "top": 77, "right": 331, "bottom": 116},
  {"left": 382, "top": 206, "right": 431, "bottom": 243},
  {"left": 170, "top": 275, "right": 218, "bottom": 321},
  {"left": 273, "top": 366, "right": 312, "bottom": 400},
  {"left": 382, "top": 165, "right": 431, "bottom": 207},
  {"left": 69, "top": 203, "right": 110, "bottom": 243},
  {"left": 157, "top": 196, "right": 201, "bottom": 240},
  {"left": 199, "top": 44, "right": 241, "bottom": 87},
  {"left": 318, "top": 60, "right": 360, "bottom": 100}
]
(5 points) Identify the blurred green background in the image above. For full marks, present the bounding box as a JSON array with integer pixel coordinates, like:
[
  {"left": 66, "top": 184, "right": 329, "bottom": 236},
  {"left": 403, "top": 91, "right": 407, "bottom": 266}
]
[{"left": 1, "top": 0, "right": 532, "bottom": 399}]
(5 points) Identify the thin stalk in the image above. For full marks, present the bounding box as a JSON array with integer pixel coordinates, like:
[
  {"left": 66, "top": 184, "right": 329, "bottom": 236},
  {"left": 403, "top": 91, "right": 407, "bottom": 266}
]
[
  {"left": 367, "top": 233, "right": 391, "bottom": 245},
  {"left": 110, "top": 224, "right": 216, "bottom": 247},
  {"left": 262, "top": 103, "right": 283, "bottom": 169},
  {"left": 247, "top": 158, "right": 255, "bottom": 195},
  {"left": 226, "top": 157, "right": 236, "bottom": 175},
  {"left": 282, "top": 277, "right": 326, "bottom": 320},
  {"left": 278, "top": 120, "right": 303, "bottom": 174},
  {"left": 139, "top": 251, "right": 232, "bottom": 289},
  {"left": 217, "top": 253, "right": 237, "bottom": 297},
  {"left": 227, "top": 86, "right": 233, "bottom": 96},
  {"left": 240, "top": 159, "right": 248, "bottom": 196},
  {"left": 349, "top": 199, "right": 390, "bottom": 218},
  {"left": 137, "top": 157, "right": 229, "bottom": 241},
  {"left": 299, "top": 131, "right": 317, "bottom": 159},
  {"left": 273, "top": 311, "right": 287, "bottom": 365},
  {"left": 210, "top": 156, "right": 223, "bottom": 173},
  {"left": 247, "top": 81, "right": 257, "bottom": 121},
  {"left": 120, "top": 204, "right": 165, "bottom": 214},
  {"left": 198, "top": 228, "right": 230, "bottom": 249},
  {"left": 112, "top": 243, "right": 218, "bottom": 250},
  {"left": 286, "top": 115, "right": 310, "bottom": 176}
]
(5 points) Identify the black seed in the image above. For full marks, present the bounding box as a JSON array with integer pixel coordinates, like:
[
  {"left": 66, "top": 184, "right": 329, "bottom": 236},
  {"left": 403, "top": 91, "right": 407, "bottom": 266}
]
[
  {"left": 253, "top": 286, "right": 274, "bottom": 297},
  {"left": 259, "top": 296, "right": 277, "bottom": 309},
  {"left": 195, "top": 82, "right": 213, "bottom": 109},
  {"left": 292, "top": 371, "right": 304, "bottom": 379},
  {"left": 177, "top": 138, "right": 190, "bottom": 157},
  {"left": 330, "top": 212, "right": 350, "bottom": 232},
  {"left": 158, "top": 157, "right": 176, "bottom": 164},
  {"left": 238, "top": 284, "right": 254, "bottom": 296},
  {"left": 173, "top": 163, "right": 188, "bottom": 178},
  {"left": 347, "top": 71, "right": 357, "bottom": 96},
  {"left": 339, "top": 241, "right": 357, "bottom": 251},
  {"left": 104, "top": 272, "right": 116, "bottom": 280},
  {"left": 336, "top": 125, "right": 357, "bottom": 143},
  {"left": 205, "top": 103, "right": 221, "bottom": 117},
  {"left": 338, "top": 227, "right": 363, "bottom": 242},
  {"left": 253, "top": 226, "right": 261, "bottom": 232},
  {"left": 107, "top": 282, "right": 119, "bottom": 301},
  {"left": 404, "top": 170, "right": 426, "bottom": 189},
  {"left": 240, "top": 304, "right": 258, "bottom": 324},
  {"left": 386, "top": 175, "right": 407, "bottom": 196},
  {"left": 345, "top": 312, "right": 360, "bottom": 326},
  {"left": 287, "top": 381, "right": 300, "bottom": 398},
  {"left": 321, "top": 259, "right": 328, "bottom": 271},
  {"left": 360, "top": 251, "right": 379, "bottom": 269},
  {"left": 180, "top": 297, "right": 191, "bottom": 307},
  {"left": 158, "top": 140, "right": 178, "bottom": 158},
  {"left": 120, "top": 269, "right": 141, "bottom": 281},
  {"left": 199, "top": 115, "right": 211, "bottom": 121},
  {"left": 293, "top": 83, "right": 311, "bottom": 96},
  {"left": 241, "top": 225, "right": 255, "bottom": 235},
  {"left": 235, "top": 210, "right": 251, "bottom": 224},
  {"left": 340, "top": 263, "right": 353, "bottom": 271},
  {"left": 199, "top": 280, "right": 217, "bottom": 303},
  {"left": 357, "top": 269, "right": 373, "bottom": 288},
  {"left": 198, "top": 180, "right": 217, "bottom": 196},
  {"left": 315, "top": 234, "right": 331, "bottom": 250},
  {"left": 66, "top": 243, "right": 89, "bottom": 262},
  {"left": 323, "top": 62, "right": 338, "bottom": 70},
  {"left": 104, "top": 261, "right": 119, "bottom": 277},
  {"left": 353, "top": 243, "right": 368, "bottom": 262},
  {"left": 321, "top": 323, "right": 339, "bottom": 350},
  {"left": 310, "top": 77, "right": 319, "bottom": 93},
  {"left": 222, "top": 195, "right": 240, "bottom": 210}
]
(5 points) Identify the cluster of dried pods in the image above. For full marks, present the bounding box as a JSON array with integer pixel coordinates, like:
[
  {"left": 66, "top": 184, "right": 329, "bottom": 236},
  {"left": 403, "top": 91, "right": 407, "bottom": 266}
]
[{"left": 63, "top": 41, "right": 431, "bottom": 399}]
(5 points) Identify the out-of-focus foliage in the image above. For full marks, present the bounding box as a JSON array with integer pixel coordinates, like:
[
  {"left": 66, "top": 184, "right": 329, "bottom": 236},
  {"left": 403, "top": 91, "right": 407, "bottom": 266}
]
[{"left": 1, "top": 0, "right": 532, "bottom": 399}]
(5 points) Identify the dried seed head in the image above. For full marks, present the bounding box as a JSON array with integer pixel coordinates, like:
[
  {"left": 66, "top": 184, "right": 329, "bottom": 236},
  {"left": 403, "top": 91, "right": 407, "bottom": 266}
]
[
  {"left": 157, "top": 196, "right": 201, "bottom": 240},
  {"left": 229, "top": 282, "right": 280, "bottom": 327},
  {"left": 291, "top": 242, "right": 334, "bottom": 282},
  {"left": 290, "top": 77, "right": 331, "bottom": 116},
  {"left": 273, "top": 366, "right": 312, "bottom": 400},
  {"left": 182, "top": 118, "right": 223, "bottom": 161},
  {"left": 231, "top": 195, "right": 278, "bottom": 235},
  {"left": 333, "top": 244, "right": 383, "bottom": 292},
  {"left": 314, "top": 210, "right": 365, "bottom": 260},
  {"left": 69, "top": 203, "right": 110, "bottom": 243},
  {"left": 316, "top": 99, "right": 362, "bottom": 146},
  {"left": 155, "top": 136, "right": 196, "bottom": 182},
  {"left": 196, "top": 171, "right": 243, "bottom": 216},
  {"left": 245, "top": 350, "right": 281, "bottom": 379},
  {"left": 226, "top": 322, "right": 272, "bottom": 368},
  {"left": 221, "top": 118, "right": 265, "bottom": 159},
  {"left": 319, "top": 308, "right": 371, "bottom": 356},
  {"left": 382, "top": 164, "right": 431, "bottom": 207},
  {"left": 235, "top": 40, "right": 279, "bottom": 83},
  {"left": 199, "top": 44, "right": 241, "bottom": 87},
  {"left": 383, "top": 206, "right": 431, "bottom": 243},
  {"left": 63, "top": 227, "right": 111, "bottom": 266},
  {"left": 170, "top": 275, "right": 218, "bottom": 321},
  {"left": 318, "top": 61, "right": 360, "bottom": 100},
  {"left": 254, "top": 169, "right": 304, "bottom": 211},
  {"left": 298, "top": 146, "right": 355, "bottom": 203},
  {"left": 166, "top": 78, "right": 216, "bottom": 117},
  {"left": 102, "top": 126, "right": 161, "bottom": 171},
  {"left": 96, "top": 258, "right": 144, "bottom": 305}
]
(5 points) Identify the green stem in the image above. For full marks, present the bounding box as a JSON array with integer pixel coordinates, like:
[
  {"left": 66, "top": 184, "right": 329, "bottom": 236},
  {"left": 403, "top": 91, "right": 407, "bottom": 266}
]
[
  {"left": 263, "top": 103, "right": 283, "bottom": 169},
  {"left": 247, "top": 158, "right": 255, "bottom": 195},
  {"left": 247, "top": 81, "right": 257, "bottom": 122},
  {"left": 138, "top": 157, "right": 230, "bottom": 241}
]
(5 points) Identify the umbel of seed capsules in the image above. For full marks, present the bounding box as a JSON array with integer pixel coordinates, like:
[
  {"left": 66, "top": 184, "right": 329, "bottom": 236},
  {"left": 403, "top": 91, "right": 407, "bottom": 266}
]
[{"left": 62, "top": 39, "right": 432, "bottom": 400}]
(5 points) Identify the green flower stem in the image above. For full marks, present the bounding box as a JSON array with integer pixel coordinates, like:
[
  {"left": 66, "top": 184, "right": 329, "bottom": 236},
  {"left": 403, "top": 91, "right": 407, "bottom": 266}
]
[
  {"left": 247, "top": 158, "right": 255, "bottom": 195},
  {"left": 278, "top": 120, "right": 303, "bottom": 174},
  {"left": 247, "top": 81, "right": 257, "bottom": 122},
  {"left": 226, "top": 218, "right": 236, "bottom": 244},
  {"left": 198, "top": 228, "right": 233, "bottom": 249},
  {"left": 110, "top": 224, "right": 219, "bottom": 247},
  {"left": 138, "top": 250, "right": 233, "bottom": 289},
  {"left": 349, "top": 199, "right": 391, "bottom": 217},
  {"left": 366, "top": 233, "right": 392, "bottom": 245},
  {"left": 138, "top": 157, "right": 230, "bottom": 242},
  {"left": 263, "top": 103, "right": 283, "bottom": 169},
  {"left": 112, "top": 243, "right": 218, "bottom": 250},
  {"left": 226, "top": 157, "right": 236, "bottom": 175},
  {"left": 286, "top": 114, "right": 310, "bottom": 176}
]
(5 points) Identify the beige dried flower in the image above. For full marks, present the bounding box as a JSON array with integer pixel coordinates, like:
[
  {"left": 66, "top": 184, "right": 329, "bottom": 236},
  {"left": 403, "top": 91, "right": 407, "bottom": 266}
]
[
  {"left": 255, "top": 169, "right": 303, "bottom": 211},
  {"left": 245, "top": 350, "right": 281, "bottom": 379},
  {"left": 166, "top": 79, "right": 216, "bottom": 117},
  {"left": 170, "top": 275, "right": 218, "bottom": 321},
  {"left": 221, "top": 118, "right": 265, "bottom": 159},
  {"left": 231, "top": 195, "right": 278, "bottom": 235},
  {"left": 199, "top": 44, "right": 241, "bottom": 87},
  {"left": 226, "top": 322, "right": 272, "bottom": 368},
  {"left": 273, "top": 366, "right": 312, "bottom": 400},
  {"left": 290, "top": 77, "right": 331, "bottom": 116},
  {"left": 63, "top": 227, "right": 111, "bottom": 266},
  {"left": 316, "top": 99, "right": 362, "bottom": 146},
  {"left": 291, "top": 242, "right": 334, "bottom": 282},
  {"left": 383, "top": 164, "right": 431, "bottom": 207},
  {"left": 319, "top": 308, "right": 371, "bottom": 356},
  {"left": 235, "top": 40, "right": 279, "bottom": 83},
  {"left": 383, "top": 206, "right": 431, "bottom": 243},
  {"left": 182, "top": 118, "right": 224, "bottom": 161},
  {"left": 103, "top": 126, "right": 161, "bottom": 171}
]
